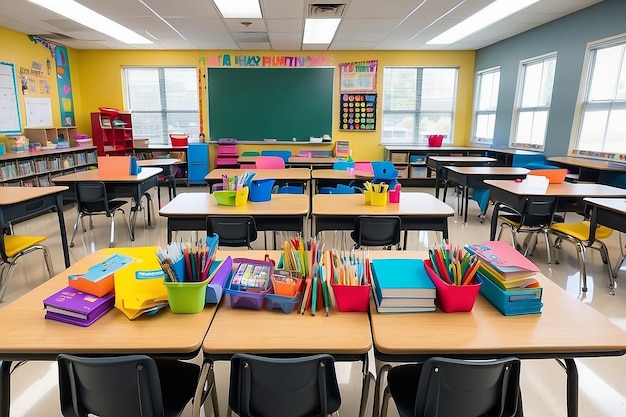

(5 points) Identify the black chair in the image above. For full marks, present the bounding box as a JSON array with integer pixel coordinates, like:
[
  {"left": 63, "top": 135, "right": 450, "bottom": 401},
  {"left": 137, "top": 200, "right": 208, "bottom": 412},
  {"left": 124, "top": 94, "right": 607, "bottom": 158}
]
[
  {"left": 57, "top": 354, "right": 209, "bottom": 417},
  {"left": 228, "top": 353, "right": 341, "bottom": 417},
  {"left": 206, "top": 216, "right": 257, "bottom": 249},
  {"left": 381, "top": 356, "right": 522, "bottom": 417},
  {"left": 70, "top": 182, "right": 132, "bottom": 248},
  {"left": 351, "top": 216, "right": 401, "bottom": 250},
  {"left": 495, "top": 196, "right": 559, "bottom": 265}
]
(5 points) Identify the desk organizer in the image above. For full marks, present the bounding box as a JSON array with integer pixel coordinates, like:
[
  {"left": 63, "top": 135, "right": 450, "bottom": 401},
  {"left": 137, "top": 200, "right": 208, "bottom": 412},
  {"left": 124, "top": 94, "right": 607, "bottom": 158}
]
[
  {"left": 271, "top": 270, "right": 303, "bottom": 297},
  {"left": 331, "top": 283, "right": 371, "bottom": 312},
  {"left": 249, "top": 178, "right": 275, "bottom": 202},
  {"left": 164, "top": 280, "right": 209, "bottom": 313},
  {"left": 266, "top": 292, "right": 302, "bottom": 314},
  {"left": 369, "top": 191, "right": 388, "bottom": 206},
  {"left": 214, "top": 187, "right": 249, "bottom": 206},
  {"left": 424, "top": 260, "right": 481, "bottom": 313},
  {"left": 224, "top": 258, "right": 273, "bottom": 309}
]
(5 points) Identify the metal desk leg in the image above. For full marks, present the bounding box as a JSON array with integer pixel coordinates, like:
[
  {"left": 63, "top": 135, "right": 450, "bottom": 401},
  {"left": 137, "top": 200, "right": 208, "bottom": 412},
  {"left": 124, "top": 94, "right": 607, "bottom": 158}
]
[
  {"left": 565, "top": 358, "right": 579, "bottom": 417},
  {"left": 0, "top": 361, "right": 12, "bottom": 417}
]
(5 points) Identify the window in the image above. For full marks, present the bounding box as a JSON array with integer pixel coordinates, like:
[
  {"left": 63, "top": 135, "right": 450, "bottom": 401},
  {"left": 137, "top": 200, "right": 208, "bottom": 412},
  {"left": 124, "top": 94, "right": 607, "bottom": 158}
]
[
  {"left": 511, "top": 53, "right": 557, "bottom": 149},
  {"left": 123, "top": 67, "right": 199, "bottom": 144},
  {"left": 382, "top": 67, "right": 458, "bottom": 144},
  {"left": 574, "top": 34, "right": 626, "bottom": 158},
  {"left": 472, "top": 68, "right": 500, "bottom": 144}
]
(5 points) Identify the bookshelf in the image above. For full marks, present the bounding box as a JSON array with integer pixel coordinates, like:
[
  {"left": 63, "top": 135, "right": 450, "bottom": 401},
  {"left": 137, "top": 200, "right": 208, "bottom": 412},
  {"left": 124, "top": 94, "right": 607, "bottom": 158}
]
[
  {"left": 91, "top": 111, "right": 134, "bottom": 156},
  {"left": 24, "top": 126, "right": 79, "bottom": 147},
  {"left": 0, "top": 146, "right": 98, "bottom": 187}
]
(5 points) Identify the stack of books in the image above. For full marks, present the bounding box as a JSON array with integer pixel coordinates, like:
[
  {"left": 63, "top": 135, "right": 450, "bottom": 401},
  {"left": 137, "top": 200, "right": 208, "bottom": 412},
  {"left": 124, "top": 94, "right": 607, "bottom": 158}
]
[
  {"left": 43, "top": 287, "right": 115, "bottom": 327},
  {"left": 465, "top": 241, "right": 543, "bottom": 315},
  {"left": 370, "top": 259, "right": 436, "bottom": 313}
]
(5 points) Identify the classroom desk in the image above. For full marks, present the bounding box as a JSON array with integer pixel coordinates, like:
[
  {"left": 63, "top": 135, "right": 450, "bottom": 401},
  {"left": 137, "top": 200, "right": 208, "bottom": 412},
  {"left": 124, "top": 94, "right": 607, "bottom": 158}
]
[
  {"left": 584, "top": 197, "right": 626, "bottom": 278},
  {"left": 51, "top": 167, "right": 162, "bottom": 239},
  {"left": 159, "top": 192, "right": 309, "bottom": 243},
  {"left": 236, "top": 155, "right": 339, "bottom": 168},
  {"left": 444, "top": 166, "right": 529, "bottom": 223},
  {"left": 485, "top": 180, "right": 626, "bottom": 240},
  {"left": 204, "top": 167, "right": 311, "bottom": 191},
  {"left": 369, "top": 251, "right": 626, "bottom": 417},
  {"left": 0, "top": 186, "right": 71, "bottom": 268},
  {"left": 547, "top": 156, "right": 626, "bottom": 182},
  {"left": 426, "top": 156, "right": 498, "bottom": 198},
  {"left": 312, "top": 193, "right": 454, "bottom": 248},
  {"left": 0, "top": 247, "right": 218, "bottom": 417},
  {"left": 137, "top": 158, "right": 181, "bottom": 205},
  {"left": 310, "top": 168, "right": 374, "bottom": 190},
  {"left": 202, "top": 250, "right": 373, "bottom": 417}
]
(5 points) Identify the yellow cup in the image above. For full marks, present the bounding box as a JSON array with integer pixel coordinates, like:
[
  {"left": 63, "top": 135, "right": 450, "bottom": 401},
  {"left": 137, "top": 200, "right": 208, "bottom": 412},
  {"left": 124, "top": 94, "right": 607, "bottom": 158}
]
[
  {"left": 364, "top": 190, "right": 371, "bottom": 204},
  {"left": 370, "top": 191, "right": 388, "bottom": 206}
]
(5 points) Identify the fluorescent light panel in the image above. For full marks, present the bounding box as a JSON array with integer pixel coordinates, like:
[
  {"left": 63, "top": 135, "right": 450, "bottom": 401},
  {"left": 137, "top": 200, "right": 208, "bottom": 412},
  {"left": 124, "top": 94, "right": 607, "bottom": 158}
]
[
  {"left": 213, "top": 0, "right": 262, "bottom": 19},
  {"left": 303, "top": 18, "right": 341, "bottom": 44},
  {"left": 427, "top": 0, "right": 542, "bottom": 45},
  {"left": 27, "top": 0, "right": 152, "bottom": 44}
]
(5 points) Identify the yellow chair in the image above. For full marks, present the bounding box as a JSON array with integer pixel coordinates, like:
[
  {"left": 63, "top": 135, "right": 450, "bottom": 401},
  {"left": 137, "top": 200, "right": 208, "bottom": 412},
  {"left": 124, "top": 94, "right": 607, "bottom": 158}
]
[
  {"left": 549, "top": 221, "right": 614, "bottom": 294},
  {"left": 0, "top": 235, "right": 54, "bottom": 302}
]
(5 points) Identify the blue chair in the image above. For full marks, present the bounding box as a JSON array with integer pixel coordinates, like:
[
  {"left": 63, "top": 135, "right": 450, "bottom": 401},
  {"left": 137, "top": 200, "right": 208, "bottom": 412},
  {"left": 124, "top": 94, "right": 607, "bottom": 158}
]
[
  {"left": 319, "top": 184, "right": 356, "bottom": 194},
  {"left": 261, "top": 150, "right": 292, "bottom": 164},
  {"left": 469, "top": 188, "right": 491, "bottom": 222},
  {"left": 371, "top": 161, "right": 399, "bottom": 189},
  {"left": 277, "top": 185, "right": 304, "bottom": 194}
]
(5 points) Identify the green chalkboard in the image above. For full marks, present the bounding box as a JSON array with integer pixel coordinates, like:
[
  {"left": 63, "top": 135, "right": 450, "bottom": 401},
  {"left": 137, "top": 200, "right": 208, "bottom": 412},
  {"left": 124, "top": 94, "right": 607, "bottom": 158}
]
[{"left": 207, "top": 67, "right": 334, "bottom": 142}]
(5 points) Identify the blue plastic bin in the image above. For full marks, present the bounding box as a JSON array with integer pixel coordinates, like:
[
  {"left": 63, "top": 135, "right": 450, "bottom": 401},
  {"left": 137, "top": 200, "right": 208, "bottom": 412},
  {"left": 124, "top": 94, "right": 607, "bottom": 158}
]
[{"left": 249, "top": 178, "right": 275, "bottom": 202}]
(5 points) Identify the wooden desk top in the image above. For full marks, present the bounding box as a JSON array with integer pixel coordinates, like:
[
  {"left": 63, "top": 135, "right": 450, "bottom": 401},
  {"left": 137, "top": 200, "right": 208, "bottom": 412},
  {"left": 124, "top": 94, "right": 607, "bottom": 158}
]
[
  {"left": 137, "top": 158, "right": 181, "bottom": 167},
  {"left": 445, "top": 166, "right": 529, "bottom": 176},
  {"left": 548, "top": 156, "right": 626, "bottom": 172},
  {"left": 311, "top": 169, "right": 374, "bottom": 180},
  {"left": 159, "top": 192, "right": 309, "bottom": 217},
  {"left": 370, "top": 252, "right": 626, "bottom": 356},
  {"left": 584, "top": 197, "right": 626, "bottom": 214},
  {"left": 485, "top": 180, "right": 626, "bottom": 197},
  {"left": 288, "top": 156, "right": 338, "bottom": 165},
  {"left": 0, "top": 186, "right": 68, "bottom": 205},
  {"left": 428, "top": 156, "right": 497, "bottom": 163},
  {"left": 51, "top": 167, "right": 162, "bottom": 183},
  {"left": 0, "top": 248, "right": 216, "bottom": 356},
  {"left": 236, "top": 155, "right": 259, "bottom": 164},
  {"left": 205, "top": 168, "right": 311, "bottom": 181},
  {"left": 203, "top": 251, "right": 372, "bottom": 355},
  {"left": 313, "top": 193, "right": 454, "bottom": 217}
]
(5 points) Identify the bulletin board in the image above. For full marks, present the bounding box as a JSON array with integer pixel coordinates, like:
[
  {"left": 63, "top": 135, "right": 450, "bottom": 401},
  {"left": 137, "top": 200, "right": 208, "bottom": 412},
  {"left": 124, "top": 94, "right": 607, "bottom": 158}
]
[
  {"left": 207, "top": 67, "right": 334, "bottom": 142},
  {"left": 0, "top": 62, "right": 22, "bottom": 133}
]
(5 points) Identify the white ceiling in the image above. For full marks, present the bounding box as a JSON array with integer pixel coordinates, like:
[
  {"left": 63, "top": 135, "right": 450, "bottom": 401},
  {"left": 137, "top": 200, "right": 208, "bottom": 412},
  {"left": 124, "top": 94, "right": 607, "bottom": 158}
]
[{"left": 0, "top": 0, "right": 603, "bottom": 51}]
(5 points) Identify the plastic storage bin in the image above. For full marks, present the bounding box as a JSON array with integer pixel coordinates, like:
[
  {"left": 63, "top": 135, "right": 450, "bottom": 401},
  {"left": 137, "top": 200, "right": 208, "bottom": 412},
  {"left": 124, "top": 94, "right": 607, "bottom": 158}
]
[
  {"left": 164, "top": 280, "right": 209, "bottom": 313},
  {"left": 271, "top": 270, "right": 303, "bottom": 297},
  {"left": 266, "top": 292, "right": 302, "bottom": 314},
  {"left": 214, "top": 187, "right": 249, "bottom": 206},
  {"left": 225, "top": 258, "right": 273, "bottom": 310},
  {"left": 331, "top": 283, "right": 371, "bottom": 312},
  {"left": 169, "top": 134, "right": 189, "bottom": 146},
  {"left": 249, "top": 178, "right": 275, "bottom": 202}
]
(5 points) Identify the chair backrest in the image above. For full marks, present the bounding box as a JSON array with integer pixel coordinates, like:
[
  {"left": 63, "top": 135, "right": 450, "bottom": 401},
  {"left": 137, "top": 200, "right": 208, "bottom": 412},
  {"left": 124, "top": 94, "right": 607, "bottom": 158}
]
[
  {"left": 319, "top": 184, "right": 356, "bottom": 194},
  {"left": 527, "top": 168, "right": 568, "bottom": 184},
  {"left": 519, "top": 195, "right": 559, "bottom": 228},
  {"left": 75, "top": 182, "right": 112, "bottom": 213},
  {"left": 277, "top": 185, "right": 304, "bottom": 194},
  {"left": 413, "top": 357, "right": 521, "bottom": 417},
  {"left": 207, "top": 216, "right": 257, "bottom": 248},
  {"left": 371, "top": 161, "right": 398, "bottom": 180},
  {"left": 255, "top": 156, "right": 285, "bottom": 169},
  {"left": 57, "top": 354, "right": 165, "bottom": 417},
  {"left": 353, "top": 216, "right": 401, "bottom": 247},
  {"left": 261, "top": 150, "right": 292, "bottom": 163},
  {"left": 228, "top": 353, "right": 341, "bottom": 417}
]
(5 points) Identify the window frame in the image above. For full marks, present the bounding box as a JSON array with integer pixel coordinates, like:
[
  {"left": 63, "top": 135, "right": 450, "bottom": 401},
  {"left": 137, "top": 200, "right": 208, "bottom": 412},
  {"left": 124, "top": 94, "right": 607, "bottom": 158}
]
[
  {"left": 122, "top": 66, "right": 200, "bottom": 145},
  {"left": 570, "top": 33, "right": 626, "bottom": 160},
  {"left": 471, "top": 67, "right": 501, "bottom": 145},
  {"left": 381, "top": 66, "right": 458, "bottom": 145},
  {"left": 510, "top": 52, "right": 557, "bottom": 151}
]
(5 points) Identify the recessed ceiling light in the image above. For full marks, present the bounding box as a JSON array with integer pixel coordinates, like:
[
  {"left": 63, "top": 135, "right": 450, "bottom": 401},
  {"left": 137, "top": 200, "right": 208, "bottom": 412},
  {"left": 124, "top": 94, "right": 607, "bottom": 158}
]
[
  {"left": 27, "top": 0, "right": 152, "bottom": 44},
  {"left": 427, "top": 0, "right": 542, "bottom": 45},
  {"left": 213, "top": 0, "right": 262, "bottom": 19},
  {"left": 303, "top": 18, "right": 341, "bottom": 44}
]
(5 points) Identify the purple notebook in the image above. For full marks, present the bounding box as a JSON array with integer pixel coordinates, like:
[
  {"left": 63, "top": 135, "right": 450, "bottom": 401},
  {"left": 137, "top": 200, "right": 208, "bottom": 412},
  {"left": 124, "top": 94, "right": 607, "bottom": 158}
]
[{"left": 43, "top": 286, "right": 115, "bottom": 327}]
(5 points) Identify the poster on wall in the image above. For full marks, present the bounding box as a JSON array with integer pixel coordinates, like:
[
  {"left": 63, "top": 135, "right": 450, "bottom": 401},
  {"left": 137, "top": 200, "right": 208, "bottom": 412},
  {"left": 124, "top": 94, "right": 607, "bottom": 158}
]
[
  {"left": 24, "top": 97, "right": 52, "bottom": 127},
  {"left": 338, "top": 60, "right": 377, "bottom": 93},
  {"left": 0, "top": 62, "right": 22, "bottom": 133},
  {"left": 55, "top": 45, "right": 75, "bottom": 126},
  {"left": 339, "top": 93, "right": 376, "bottom": 131}
]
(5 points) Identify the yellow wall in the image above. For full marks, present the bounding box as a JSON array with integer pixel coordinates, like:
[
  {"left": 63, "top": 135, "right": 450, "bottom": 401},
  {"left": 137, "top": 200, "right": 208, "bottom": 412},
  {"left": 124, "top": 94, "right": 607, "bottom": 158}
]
[{"left": 1, "top": 25, "right": 476, "bottom": 163}]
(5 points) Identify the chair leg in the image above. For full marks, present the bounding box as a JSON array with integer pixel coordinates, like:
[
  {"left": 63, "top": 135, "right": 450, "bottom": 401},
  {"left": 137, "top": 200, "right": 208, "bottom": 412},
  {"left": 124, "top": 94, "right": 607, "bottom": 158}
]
[
  {"left": 595, "top": 240, "right": 615, "bottom": 295},
  {"left": 119, "top": 208, "right": 133, "bottom": 242},
  {"left": 380, "top": 386, "right": 391, "bottom": 417},
  {"left": 109, "top": 213, "right": 116, "bottom": 248},
  {"left": 41, "top": 246, "right": 55, "bottom": 278},
  {"left": 70, "top": 213, "right": 84, "bottom": 248},
  {"left": 542, "top": 229, "right": 553, "bottom": 266},
  {"left": 0, "top": 262, "right": 14, "bottom": 302}
]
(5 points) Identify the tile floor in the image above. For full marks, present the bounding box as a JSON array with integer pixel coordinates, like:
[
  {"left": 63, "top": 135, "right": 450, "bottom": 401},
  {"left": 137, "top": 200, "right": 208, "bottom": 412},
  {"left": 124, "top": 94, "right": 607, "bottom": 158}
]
[{"left": 2, "top": 185, "right": 626, "bottom": 416}]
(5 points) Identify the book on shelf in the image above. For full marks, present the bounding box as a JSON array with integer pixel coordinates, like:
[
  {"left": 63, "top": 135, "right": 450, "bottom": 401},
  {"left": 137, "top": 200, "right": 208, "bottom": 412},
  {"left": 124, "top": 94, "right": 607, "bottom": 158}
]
[
  {"left": 43, "top": 286, "right": 115, "bottom": 327},
  {"left": 370, "top": 259, "right": 436, "bottom": 299},
  {"left": 372, "top": 286, "right": 436, "bottom": 313},
  {"left": 465, "top": 241, "right": 539, "bottom": 281}
]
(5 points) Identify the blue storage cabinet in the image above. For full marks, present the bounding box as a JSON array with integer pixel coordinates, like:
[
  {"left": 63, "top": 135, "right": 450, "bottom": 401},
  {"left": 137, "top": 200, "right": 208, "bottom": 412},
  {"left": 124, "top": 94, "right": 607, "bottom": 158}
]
[{"left": 187, "top": 143, "right": 209, "bottom": 185}]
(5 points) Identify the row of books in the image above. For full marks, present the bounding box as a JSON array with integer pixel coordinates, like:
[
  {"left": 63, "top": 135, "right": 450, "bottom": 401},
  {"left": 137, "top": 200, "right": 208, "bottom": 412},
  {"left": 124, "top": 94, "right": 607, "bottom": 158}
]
[{"left": 465, "top": 241, "right": 543, "bottom": 316}]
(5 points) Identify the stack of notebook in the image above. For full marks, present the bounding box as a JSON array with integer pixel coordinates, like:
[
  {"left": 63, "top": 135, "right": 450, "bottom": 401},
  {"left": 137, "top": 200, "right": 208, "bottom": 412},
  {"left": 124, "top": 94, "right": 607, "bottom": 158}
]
[
  {"left": 465, "top": 241, "right": 543, "bottom": 316},
  {"left": 370, "top": 259, "right": 436, "bottom": 313}
]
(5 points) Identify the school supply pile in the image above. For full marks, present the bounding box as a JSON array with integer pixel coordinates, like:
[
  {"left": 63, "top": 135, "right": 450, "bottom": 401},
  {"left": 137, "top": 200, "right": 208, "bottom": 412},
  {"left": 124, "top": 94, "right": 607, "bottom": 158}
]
[
  {"left": 424, "top": 242, "right": 482, "bottom": 312},
  {"left": 370, "top": 258, "right": 436, "bottom": 313},
  {"left": 363, "top": 181, "right": 389, "bottom": 206},
  {"left": 465, "top": 241, "right": 543, "bottom": 315},
  {"left": 213, "top": 171, "right": 255, "bottom": 206},
  {"left": 43, "top": 287, "right": 115, "bottom": 327}
]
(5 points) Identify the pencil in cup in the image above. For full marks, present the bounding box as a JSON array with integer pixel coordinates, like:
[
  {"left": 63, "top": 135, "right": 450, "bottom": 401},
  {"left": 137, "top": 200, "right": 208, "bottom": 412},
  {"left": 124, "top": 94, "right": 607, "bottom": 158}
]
[{"left": 423, "top": 259, "right": 482, "bottom": 313}]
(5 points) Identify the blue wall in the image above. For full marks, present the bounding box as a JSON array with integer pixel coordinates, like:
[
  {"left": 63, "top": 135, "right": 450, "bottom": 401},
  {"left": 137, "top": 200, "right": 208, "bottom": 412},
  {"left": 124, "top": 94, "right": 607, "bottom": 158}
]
[{"left": 475, "top": 0, "right": 626, "bottom": 157}]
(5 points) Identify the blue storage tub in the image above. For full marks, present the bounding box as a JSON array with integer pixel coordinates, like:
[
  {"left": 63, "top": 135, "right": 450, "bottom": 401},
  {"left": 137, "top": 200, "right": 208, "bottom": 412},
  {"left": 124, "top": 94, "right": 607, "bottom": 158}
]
[
  {"left": 265, "top": 292, "right": 302, "bottom": 314},
  {"left": 249, "top": 178, "right": 275, "bottom": 202}
]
